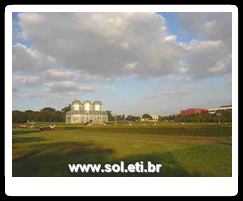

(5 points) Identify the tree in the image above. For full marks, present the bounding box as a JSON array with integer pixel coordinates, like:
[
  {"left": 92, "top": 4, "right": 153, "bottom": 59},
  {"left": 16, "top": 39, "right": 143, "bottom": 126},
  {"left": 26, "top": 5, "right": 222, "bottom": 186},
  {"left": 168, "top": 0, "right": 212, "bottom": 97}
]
[
  {"left": 126, "top": 115, "right": 139, "bottom": 122},
  {"left": 54, "top": 111, "right": 65, "bottom": 122},
  {"left": 39, "top": 107, "right": 56, "bottom": 122},
  {"left": 12, "top": 106, "right": 67, "bottom": 123},
  {"left": 142, "top": 113, "right": 152, "bottom": 120},
  {"left": 61, "top": 104, "right": 71, "bottom": 113},
  {"left": 12, "top": 110, "right": 28, "bottom": 123},
  {"left": 116, "top": 114, "right": 126, "bottom": 121},
  {"left": 40, "top": 107, "right": 56, "bottom": 113},
  {"left": 25, "top": 110, "right": 36, "bottom": 122},
  {"left": 106, "top": 111, "right": 113, "bottom": 122}
]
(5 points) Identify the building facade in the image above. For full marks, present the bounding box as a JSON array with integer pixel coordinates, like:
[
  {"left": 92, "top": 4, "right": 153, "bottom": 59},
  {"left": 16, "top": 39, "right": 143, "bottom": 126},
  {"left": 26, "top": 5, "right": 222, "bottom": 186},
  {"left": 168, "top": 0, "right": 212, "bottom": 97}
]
[
  {"left": 151, "top": 115, "right": 160, "bottom": 122},
  {"left": 180, "top": 108, "right": 208, "bottom": 116},
  {"left": 65, "top": 100, "right": 108, "bottom": 124},
  {"left": 208, "top": 105, "right": 232, "bottom": 114}
]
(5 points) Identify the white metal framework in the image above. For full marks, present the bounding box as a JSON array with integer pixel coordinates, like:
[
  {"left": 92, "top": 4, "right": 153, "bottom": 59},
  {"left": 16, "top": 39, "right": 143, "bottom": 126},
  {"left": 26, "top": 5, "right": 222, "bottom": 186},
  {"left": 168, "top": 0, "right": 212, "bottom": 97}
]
[{"left": 65, "top": 100, "right": 108, "bottom": 124}]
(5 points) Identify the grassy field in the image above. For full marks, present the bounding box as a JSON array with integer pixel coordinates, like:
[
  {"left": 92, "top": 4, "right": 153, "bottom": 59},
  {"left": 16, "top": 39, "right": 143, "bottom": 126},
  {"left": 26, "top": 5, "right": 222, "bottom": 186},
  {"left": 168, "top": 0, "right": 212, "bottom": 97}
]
[{"left": 12, "top": 122, "right": 232, "bottom": 177}]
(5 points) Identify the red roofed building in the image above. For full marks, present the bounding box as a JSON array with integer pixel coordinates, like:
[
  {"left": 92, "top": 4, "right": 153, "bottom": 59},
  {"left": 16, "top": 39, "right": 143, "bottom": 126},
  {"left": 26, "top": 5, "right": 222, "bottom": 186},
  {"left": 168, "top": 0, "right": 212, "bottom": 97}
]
[{"left": 180, "top": 108, "right": 208, "bottom": 116}]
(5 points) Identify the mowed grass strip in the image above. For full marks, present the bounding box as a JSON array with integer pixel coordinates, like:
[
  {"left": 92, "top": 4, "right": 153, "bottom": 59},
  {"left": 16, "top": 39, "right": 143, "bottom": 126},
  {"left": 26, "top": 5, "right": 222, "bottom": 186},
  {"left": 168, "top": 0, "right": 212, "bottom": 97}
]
[
  {"left": 57, "top": 122, "right": 232, "bottom": 137},
  {"left": 12, "top": 122, "right": 232, "bottom": 177}
]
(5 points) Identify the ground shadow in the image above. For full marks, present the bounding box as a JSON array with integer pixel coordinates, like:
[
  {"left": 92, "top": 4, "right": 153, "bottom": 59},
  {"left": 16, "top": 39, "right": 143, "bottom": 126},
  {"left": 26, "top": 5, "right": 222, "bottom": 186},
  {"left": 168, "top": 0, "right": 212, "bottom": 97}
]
[
  {"left": 13, "top": 141, "right": 231, "bottom": 177},
  {"left": 13, "top": 136, "right": 47, "bottom": 144},
  {"left": 13, "top": 141, "right": 114, "bottom": 177},
  {"left": 58, "top": 127, "right": 85, "bottom": 131},
  {"left": 13, "top": 129, "right": 42, "bottom": 135},
  {"left": 70, "top": 151, "right": 200, "bottom": 177},
  {"left": 12, "top": 140, "right": 199, "bottom": 177}
]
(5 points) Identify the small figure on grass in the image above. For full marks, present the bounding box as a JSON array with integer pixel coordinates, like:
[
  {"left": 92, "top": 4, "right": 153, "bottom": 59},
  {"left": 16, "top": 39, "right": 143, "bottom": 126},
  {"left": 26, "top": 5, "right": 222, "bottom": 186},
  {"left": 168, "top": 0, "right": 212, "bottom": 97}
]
[{"left": 39, "top": 124, "right": 56, "bottom": 132}]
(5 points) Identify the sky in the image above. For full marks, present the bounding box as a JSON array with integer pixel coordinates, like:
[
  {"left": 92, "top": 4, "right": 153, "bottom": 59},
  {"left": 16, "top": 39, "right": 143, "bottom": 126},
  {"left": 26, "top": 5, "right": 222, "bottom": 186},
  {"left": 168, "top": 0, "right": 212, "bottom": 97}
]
[{"left": 12, "top": 12, "right": 232, "bottom": 115}]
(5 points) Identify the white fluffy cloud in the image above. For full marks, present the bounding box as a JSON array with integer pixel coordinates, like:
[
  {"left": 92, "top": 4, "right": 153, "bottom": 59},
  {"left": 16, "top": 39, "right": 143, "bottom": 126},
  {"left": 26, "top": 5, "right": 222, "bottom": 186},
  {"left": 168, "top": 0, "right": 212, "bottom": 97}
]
[
  {"left": 176, "top": 13, "right": 232, "bottom": 78},
  {"left": 184, "top": 40, "right": 231, "bottom": 78},
  {"left": 177, "top": 12, "right": 232, "bottom": 42},
  {"left": 12, "top": 12, "right": 232, "bottom": 113},
  {"left": 14, "top": 12, "right": 231, "bottom": 80},
  {"left": 13, "top": 75, "right": 40, "bottom": 85},
  {"left": 44, "top": 81, "right": 96, "bottom": 93},
  {"left": 15, "top": 12, "right": 186, "bottom": 79},
  {"left": 45, "top": 69, "right": 75, "bottom": 79},
  {"left": 13, "top": 43, "right": 57, "bottom": 73},
  {"left": 13, "top": 12, "right": 232, "bottom": 100}
]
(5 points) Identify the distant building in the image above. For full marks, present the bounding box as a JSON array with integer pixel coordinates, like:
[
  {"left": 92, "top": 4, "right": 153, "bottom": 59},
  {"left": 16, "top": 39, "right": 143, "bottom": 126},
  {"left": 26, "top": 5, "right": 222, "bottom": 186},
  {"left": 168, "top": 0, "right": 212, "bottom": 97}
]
[
  {"left": 180, "top": 108, "right": 208, "bottom": 116},
  {"left": 151, "top": 115, "right": 160, "bottom": 122},
  {"left": 208, "top": 105, "right": 232, "bottom": 114},
  {"left": 65, "top": 100, "right": 108, "bottom": 124}
]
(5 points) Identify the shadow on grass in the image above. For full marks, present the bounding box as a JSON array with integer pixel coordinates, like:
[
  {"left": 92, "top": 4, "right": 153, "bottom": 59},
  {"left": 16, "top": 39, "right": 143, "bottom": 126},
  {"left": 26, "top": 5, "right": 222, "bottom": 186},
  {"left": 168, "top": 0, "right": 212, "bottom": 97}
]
[
  {"left": 58, "top": 127, "right": 86, "bottom": 130},
  {"left": 13, "top": 136, "right": 47, "bottom": 144},
  {"left": 13, "top": 141, "right": 114, "bottom": 177},
  {"left": 12, "top": 140, "right": 199, "bottom": 177},
  {"left": 111, "top": 153, "right": 194, "bottom": 177},
  {"left": 13, "top": 129, "right": 42, "bottom": 135},
  {"left": 75, "top": 152, "right": 202, "bottom": 177},
  {"left": 76, "top": 126, "right": 232, "bottom": 137}
]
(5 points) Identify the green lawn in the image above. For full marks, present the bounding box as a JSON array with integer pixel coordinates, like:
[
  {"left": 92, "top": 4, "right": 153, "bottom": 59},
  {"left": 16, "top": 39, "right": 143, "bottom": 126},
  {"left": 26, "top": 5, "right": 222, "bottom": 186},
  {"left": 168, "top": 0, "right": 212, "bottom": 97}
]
[{"left": 12, "top": 122, "right": 232, "bottom": 177}]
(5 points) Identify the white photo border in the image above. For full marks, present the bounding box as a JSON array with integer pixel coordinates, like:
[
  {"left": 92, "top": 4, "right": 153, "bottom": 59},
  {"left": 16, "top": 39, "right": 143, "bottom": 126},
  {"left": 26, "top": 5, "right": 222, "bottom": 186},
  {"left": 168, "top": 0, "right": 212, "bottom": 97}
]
[{"left": 5, "top": 5, "right": 238, "bottom": 196}]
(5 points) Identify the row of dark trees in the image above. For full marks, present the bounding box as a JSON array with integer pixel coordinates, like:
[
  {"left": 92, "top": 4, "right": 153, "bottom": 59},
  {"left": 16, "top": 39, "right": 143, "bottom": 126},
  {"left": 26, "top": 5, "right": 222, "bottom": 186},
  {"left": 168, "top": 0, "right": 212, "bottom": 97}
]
[
  {"left": 12, "top": 105, "right": 71, "bottom": 123},
  {"left": 13, "top": 108, "right": 153, "bottom": 123},
  {"left": 12, "top": 107, "right": 232, "bottom": 124},
  {"left": 107, "top": 113, "right": 152, "bottom": 122},
  {"left": 159, "top": 110, "right": 232, "bottom": 123},
  {"left": 107, "top": 111, "right": 232, "bottom": 123}
]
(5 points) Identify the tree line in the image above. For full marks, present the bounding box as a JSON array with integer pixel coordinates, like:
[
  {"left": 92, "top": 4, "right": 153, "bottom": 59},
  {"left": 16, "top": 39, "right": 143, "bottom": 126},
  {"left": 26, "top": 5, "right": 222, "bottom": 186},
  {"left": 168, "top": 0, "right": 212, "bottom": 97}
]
[
  {"left": 106, "top": 112, "right": 152, "bottom": 122},
  {"left": 12, "top": 106, "right": 71, "bottom": 123},
  {"left": 13, "top": 108, "right": 154, "bottom": 123},
  {"left": 108, "top": 111, "right": 232, "bottom": 123},
  {"left": 159, "top": 110, "right": 232, "bottom": 123},
  {"left": 12, "top": 107, "right": 232, "bottom": 124}
]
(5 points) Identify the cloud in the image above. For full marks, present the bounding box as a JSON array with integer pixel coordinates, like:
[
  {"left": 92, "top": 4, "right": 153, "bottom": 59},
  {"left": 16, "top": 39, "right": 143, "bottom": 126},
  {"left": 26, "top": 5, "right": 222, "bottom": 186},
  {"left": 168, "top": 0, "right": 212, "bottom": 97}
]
[
  {"left": 15, "top": 12, "right": 186, "bottom": 79},
  {"left": 104, "top": 85, "right": 116, "bottom": 90},
  {"left": 176, "top": 12, "right": 232, "bottom": 78},
  {"left": 145, "top": 90, "right": 189, "bottom": 101},
  {"left": 177, "top": 13, "right": 232, "bottom": 42},
  {"left": 13, "top": 43, "right": 57, "bottom": 73},
  {"left": 163, "top": 35, "right": 177, "bottom": 42},
  {"left": 13, "top": 75, "right": 40, "bottom": 85},
  {"left": 13, "top": 12, "right": 232, "bottom": 81},
  {"left": 19, "top": 13, "right": 45, "bottom": 26},
  {"left": 159, "top": 91, "right": 188, "bottom": 96},
  {"left": 14, "top": 91, "right": 47, "bottom": 98},
  {"left": 183, "top": 40, "right": 231, "bottom": 78},
  {"left": 45, "top": 69, "right": 75, "bottom": 79},
  {"left": 124, "top": 62, "right": 138, "bottom": 70},
  {"left": 44, "top": 81, "right": 96, "bottom": 93}
]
